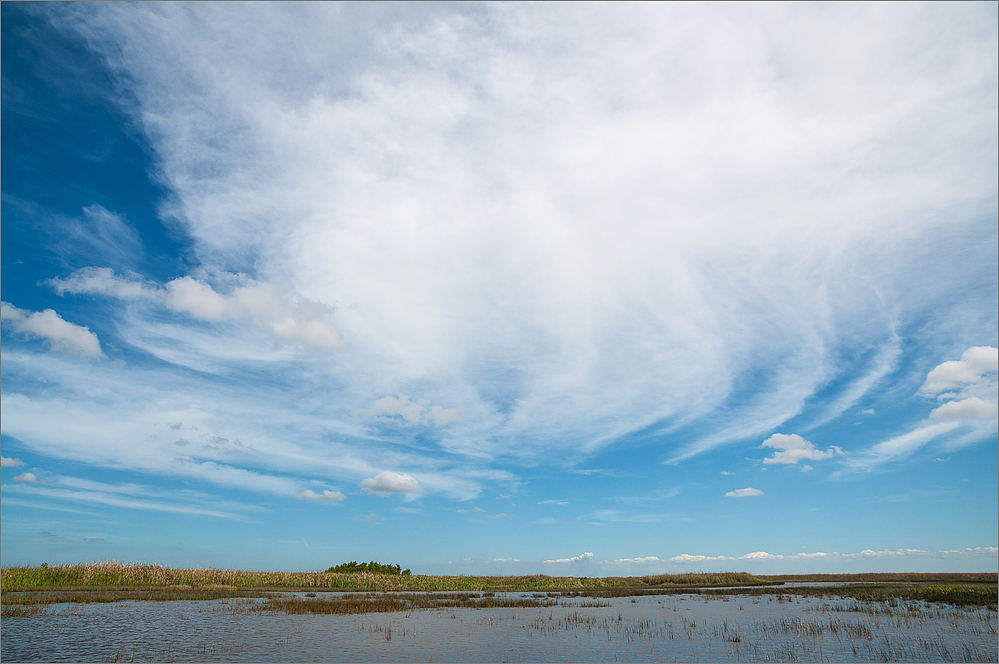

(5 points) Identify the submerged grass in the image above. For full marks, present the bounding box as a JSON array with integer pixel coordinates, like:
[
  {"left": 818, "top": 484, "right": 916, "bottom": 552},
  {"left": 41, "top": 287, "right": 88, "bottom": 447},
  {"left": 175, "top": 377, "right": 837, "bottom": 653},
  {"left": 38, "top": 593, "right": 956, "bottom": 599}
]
[
  {"left": 703, "top": 582, "right": 998, "bottom": 606},
  {"left": 254, "top": 592, "right": 566, "bottom": 615},
  {"left": 1, "top": 588, "right": 273, "bottom": 606}
]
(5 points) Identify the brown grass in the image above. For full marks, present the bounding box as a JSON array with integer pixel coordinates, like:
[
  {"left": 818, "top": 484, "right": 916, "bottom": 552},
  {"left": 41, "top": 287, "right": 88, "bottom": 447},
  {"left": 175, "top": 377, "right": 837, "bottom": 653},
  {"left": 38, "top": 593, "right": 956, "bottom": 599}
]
[{"left": 0, "top": 561, "right": 776, "bottom": 592}]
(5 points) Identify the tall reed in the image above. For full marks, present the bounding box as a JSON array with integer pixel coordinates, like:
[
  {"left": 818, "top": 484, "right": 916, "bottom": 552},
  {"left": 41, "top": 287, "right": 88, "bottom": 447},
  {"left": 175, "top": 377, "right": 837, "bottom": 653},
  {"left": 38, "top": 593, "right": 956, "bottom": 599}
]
[{"left": 0, "top": 562, "right": 778, "bottom": 592}]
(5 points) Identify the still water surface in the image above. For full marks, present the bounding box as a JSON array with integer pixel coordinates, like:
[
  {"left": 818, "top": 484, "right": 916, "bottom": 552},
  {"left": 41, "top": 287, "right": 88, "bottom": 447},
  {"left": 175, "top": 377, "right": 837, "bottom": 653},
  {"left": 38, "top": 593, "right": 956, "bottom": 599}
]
[{"left": 2, "top": 591, "right": 996, "bottom": 662}]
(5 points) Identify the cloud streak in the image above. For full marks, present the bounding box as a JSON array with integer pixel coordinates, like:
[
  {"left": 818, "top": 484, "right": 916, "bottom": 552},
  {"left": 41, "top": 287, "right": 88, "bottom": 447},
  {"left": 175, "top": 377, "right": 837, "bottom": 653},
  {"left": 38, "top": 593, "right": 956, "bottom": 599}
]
[{"left": 38, "top": 2, "right": 992, "bottom": 472}]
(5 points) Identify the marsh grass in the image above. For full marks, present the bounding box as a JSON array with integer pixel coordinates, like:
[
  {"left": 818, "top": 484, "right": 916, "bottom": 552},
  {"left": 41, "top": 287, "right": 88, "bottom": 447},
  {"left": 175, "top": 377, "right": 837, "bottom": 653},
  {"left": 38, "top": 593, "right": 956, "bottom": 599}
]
[
  {"left": 703, "top": 583, "right": 998, "bottom": 606},
  {"left": 1, "top": 604, "right": 43, "bottom": 617},
  {"left": 1, "top": 588, "right": 272, "bottom": 606},
  {"left": 522, "top": 595, "right": 997, "bottom": 662},
  {"left": 0, "top": 562, "right": 776, "bottom": 593}
]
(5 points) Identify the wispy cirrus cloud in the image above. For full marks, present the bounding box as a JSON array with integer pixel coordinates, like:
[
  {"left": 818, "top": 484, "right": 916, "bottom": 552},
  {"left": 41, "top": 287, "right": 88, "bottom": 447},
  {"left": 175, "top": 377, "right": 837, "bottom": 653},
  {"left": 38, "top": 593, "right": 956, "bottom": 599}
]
[
  {"left": 50, "top": 267, "right": 343, "bottom": 350},
  {"left": 44, "top": 1, "right": 994, "bottom": 471},
  {"left": 845, "top": 347, "right": 998, "bottom": 471},
  {"left": 297, "top": 489, "right": 346, "bottom": 502}
]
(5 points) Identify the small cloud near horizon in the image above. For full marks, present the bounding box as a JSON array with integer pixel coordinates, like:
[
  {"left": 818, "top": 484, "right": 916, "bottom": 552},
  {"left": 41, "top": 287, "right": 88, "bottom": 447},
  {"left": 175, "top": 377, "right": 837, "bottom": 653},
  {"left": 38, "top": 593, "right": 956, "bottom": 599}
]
[{"left": 725, "top": 487, "right": 763, "bottom": 498}]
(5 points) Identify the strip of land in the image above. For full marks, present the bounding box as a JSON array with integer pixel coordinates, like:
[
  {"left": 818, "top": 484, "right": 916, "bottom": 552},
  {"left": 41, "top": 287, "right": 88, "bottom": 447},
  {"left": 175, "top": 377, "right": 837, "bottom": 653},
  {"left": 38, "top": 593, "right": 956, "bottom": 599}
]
[{"left": 1, "top": 563, "right": 995, "bottom": 611}]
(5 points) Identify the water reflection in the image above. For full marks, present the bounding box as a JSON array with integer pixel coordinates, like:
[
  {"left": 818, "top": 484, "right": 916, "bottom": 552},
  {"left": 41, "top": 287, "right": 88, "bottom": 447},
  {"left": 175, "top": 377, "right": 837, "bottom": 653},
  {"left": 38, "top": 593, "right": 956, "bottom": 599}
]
[{"left": 2, "top": 592, "right": 996, "bottom": 662}]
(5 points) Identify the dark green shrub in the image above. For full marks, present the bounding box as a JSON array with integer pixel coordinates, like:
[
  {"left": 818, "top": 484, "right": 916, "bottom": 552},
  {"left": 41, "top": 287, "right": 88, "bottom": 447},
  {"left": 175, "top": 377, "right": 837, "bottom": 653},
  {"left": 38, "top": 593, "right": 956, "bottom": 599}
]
[{"left": 326, "top": 561, "right": 409, "bottom": 575}]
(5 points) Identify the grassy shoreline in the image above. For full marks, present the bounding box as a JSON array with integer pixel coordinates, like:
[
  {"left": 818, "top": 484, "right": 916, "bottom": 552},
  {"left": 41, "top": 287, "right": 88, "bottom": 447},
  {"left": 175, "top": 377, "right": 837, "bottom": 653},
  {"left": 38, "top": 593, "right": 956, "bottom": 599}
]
[
  {"left": 2, "top": 563, "right": 995, "bottom": 609},
  {"left": 0, "top": 563, "right": 777, "bottom": 592}
]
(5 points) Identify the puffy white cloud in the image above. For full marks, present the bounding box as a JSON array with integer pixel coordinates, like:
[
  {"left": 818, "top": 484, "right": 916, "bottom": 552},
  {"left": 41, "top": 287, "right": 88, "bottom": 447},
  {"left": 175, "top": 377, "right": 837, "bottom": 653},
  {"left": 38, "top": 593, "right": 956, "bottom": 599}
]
[
  {"left": 921, "top": 346, "right": 998, "bottom": 395},
  {"left": 297, "top": 489, "right": 346, "bottom": 502},
  {"left": 740, "top": 551, "right": 778, "bottom": 560},
  {"left": 165, "top": 277, "right": 229, "bottom": 319},
  {"left": 360, "top": 471, "right": 421, "bottom": 496},
  {"left": 930, "top": 397, "right": 998, "bottom": 420},
  {"left": 12, "top": 472, "right": 45, "bottom": 484},
  {"left": 1, "top": 457, "right": 27, "bottom": 468},
  {"left": 725, "top": 487, "right": 763, "bottom": 498},
  {"left": 1, "top": 302, "right": 104, "bottom": 359},
  {"left": 543, "top": 552, "right": 594, "bottom": 564},
  {"left": 761, "top": 433, "right": 842, "bottom": 465}
]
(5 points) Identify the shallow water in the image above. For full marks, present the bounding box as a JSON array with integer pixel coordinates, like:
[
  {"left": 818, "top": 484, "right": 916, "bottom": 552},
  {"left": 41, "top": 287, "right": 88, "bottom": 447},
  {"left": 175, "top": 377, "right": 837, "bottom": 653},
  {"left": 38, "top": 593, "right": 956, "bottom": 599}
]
[{"left": 2, "top": 592, "right": 996, "bottom": 662}]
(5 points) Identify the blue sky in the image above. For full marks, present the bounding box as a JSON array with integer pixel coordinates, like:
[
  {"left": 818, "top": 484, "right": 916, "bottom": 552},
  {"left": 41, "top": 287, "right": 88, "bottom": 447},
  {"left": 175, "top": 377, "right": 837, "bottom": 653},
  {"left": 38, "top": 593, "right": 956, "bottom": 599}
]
[{"left": 2, "top": 3, "right": 997, "bottom": 575}]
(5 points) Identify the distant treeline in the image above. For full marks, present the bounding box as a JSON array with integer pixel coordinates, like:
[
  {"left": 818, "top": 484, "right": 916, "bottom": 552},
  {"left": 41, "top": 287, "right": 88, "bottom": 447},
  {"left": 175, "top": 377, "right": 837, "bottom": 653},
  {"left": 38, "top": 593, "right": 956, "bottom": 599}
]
[{"left": 326, "top": 561, "right": 411, "bottom": 576}]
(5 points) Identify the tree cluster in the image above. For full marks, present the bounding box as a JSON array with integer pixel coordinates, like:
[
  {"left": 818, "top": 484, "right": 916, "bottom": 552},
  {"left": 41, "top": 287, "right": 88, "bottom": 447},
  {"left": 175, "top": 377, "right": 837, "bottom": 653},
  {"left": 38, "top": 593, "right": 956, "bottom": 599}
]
[{"left": 326, "top": 561, "right": 411, "bottom": 576}]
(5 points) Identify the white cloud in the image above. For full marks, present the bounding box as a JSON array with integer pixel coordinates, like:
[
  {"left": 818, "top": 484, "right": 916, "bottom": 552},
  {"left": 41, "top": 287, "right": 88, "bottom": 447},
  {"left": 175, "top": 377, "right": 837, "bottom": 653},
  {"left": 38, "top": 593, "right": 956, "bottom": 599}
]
[
  {"left": 49, "top": 266, "right": 158, "bottom": 300},
  {"left": 297, "top": 489, "right": 346, "bottom": 502},
  {"left": 50, "top": 268, "right": 344, "bottom": 350},
  {"left": 670, "top": 553, "right": 730, "bottom": 563},
  {"left": 543, "top": 552, "right": 594, "bottom": 564},
  {"left": 930, "top": 397, "right": 998, "bottom": 420},
  {"left": 366, "top": 395, "right": 460, "bottom": 426},
  {"left": 740, "top": 551, "right": 778, "bottom": 560},
  {"left": 1, "top": 302, "right": 104, "bottom": 359},
  {"left": 843, "top": 347, "right": 999, "bottom": 471},
  {"left": 921, "top": 346, "right": 998, "bottom": 395},
  {"left": 485, "top": 512, "right": 511, "bottom": 519},
  {"left": 845, "top": 421, "right": 961, "bottom": 472},
  {"left": 670, "top": 547, "right": 959, "bottom": 564},
  {"left": 761, "top": 433, "right": 842, "bottom": 465},
  {"left": 725, "top": 487, "right": 763, "bottom": 498},
  {"left": 360, "top": 471, "right": 421, "bottom": 496},
  {"left": 613, "top": 556, "right": 661, "bottom": 564},
  {"left": 4, "top": 481, "right": 247, "bottom": 520},
  {"left": 1, "top": 457, "right": 26, "bottom": 468},
  {"left": 52, "top": 2, "right": 996, "bottom": 470},
  {"left": 12, "top": 472, "right": 45, "bottom": 484},
  {"left": 537, "top": 499, "right": 569, "bottom": 505}
]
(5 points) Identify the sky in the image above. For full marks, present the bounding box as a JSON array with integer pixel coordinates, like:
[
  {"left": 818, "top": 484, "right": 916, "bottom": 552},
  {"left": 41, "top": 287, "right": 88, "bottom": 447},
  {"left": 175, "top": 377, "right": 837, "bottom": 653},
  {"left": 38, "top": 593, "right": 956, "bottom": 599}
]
[{"left": 1, "top": 2, "right": 997, "bottom": 576}]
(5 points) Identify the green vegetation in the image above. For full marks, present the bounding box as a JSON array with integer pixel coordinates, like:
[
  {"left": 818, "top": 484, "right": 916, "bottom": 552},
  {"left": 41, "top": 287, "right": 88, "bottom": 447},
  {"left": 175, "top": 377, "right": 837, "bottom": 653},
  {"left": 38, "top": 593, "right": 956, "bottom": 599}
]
[
  {"left": 1, "top": 563, "right": 994, "bottom": 609},
  {"left": 325, "top": 561, "right": 411, "bottom": 576},
  {"left": 704, "top": 582, "right": 999, "bottom": 606},
  {"left": 0, "top": 562, "right": 775, "bottom": 593}
]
